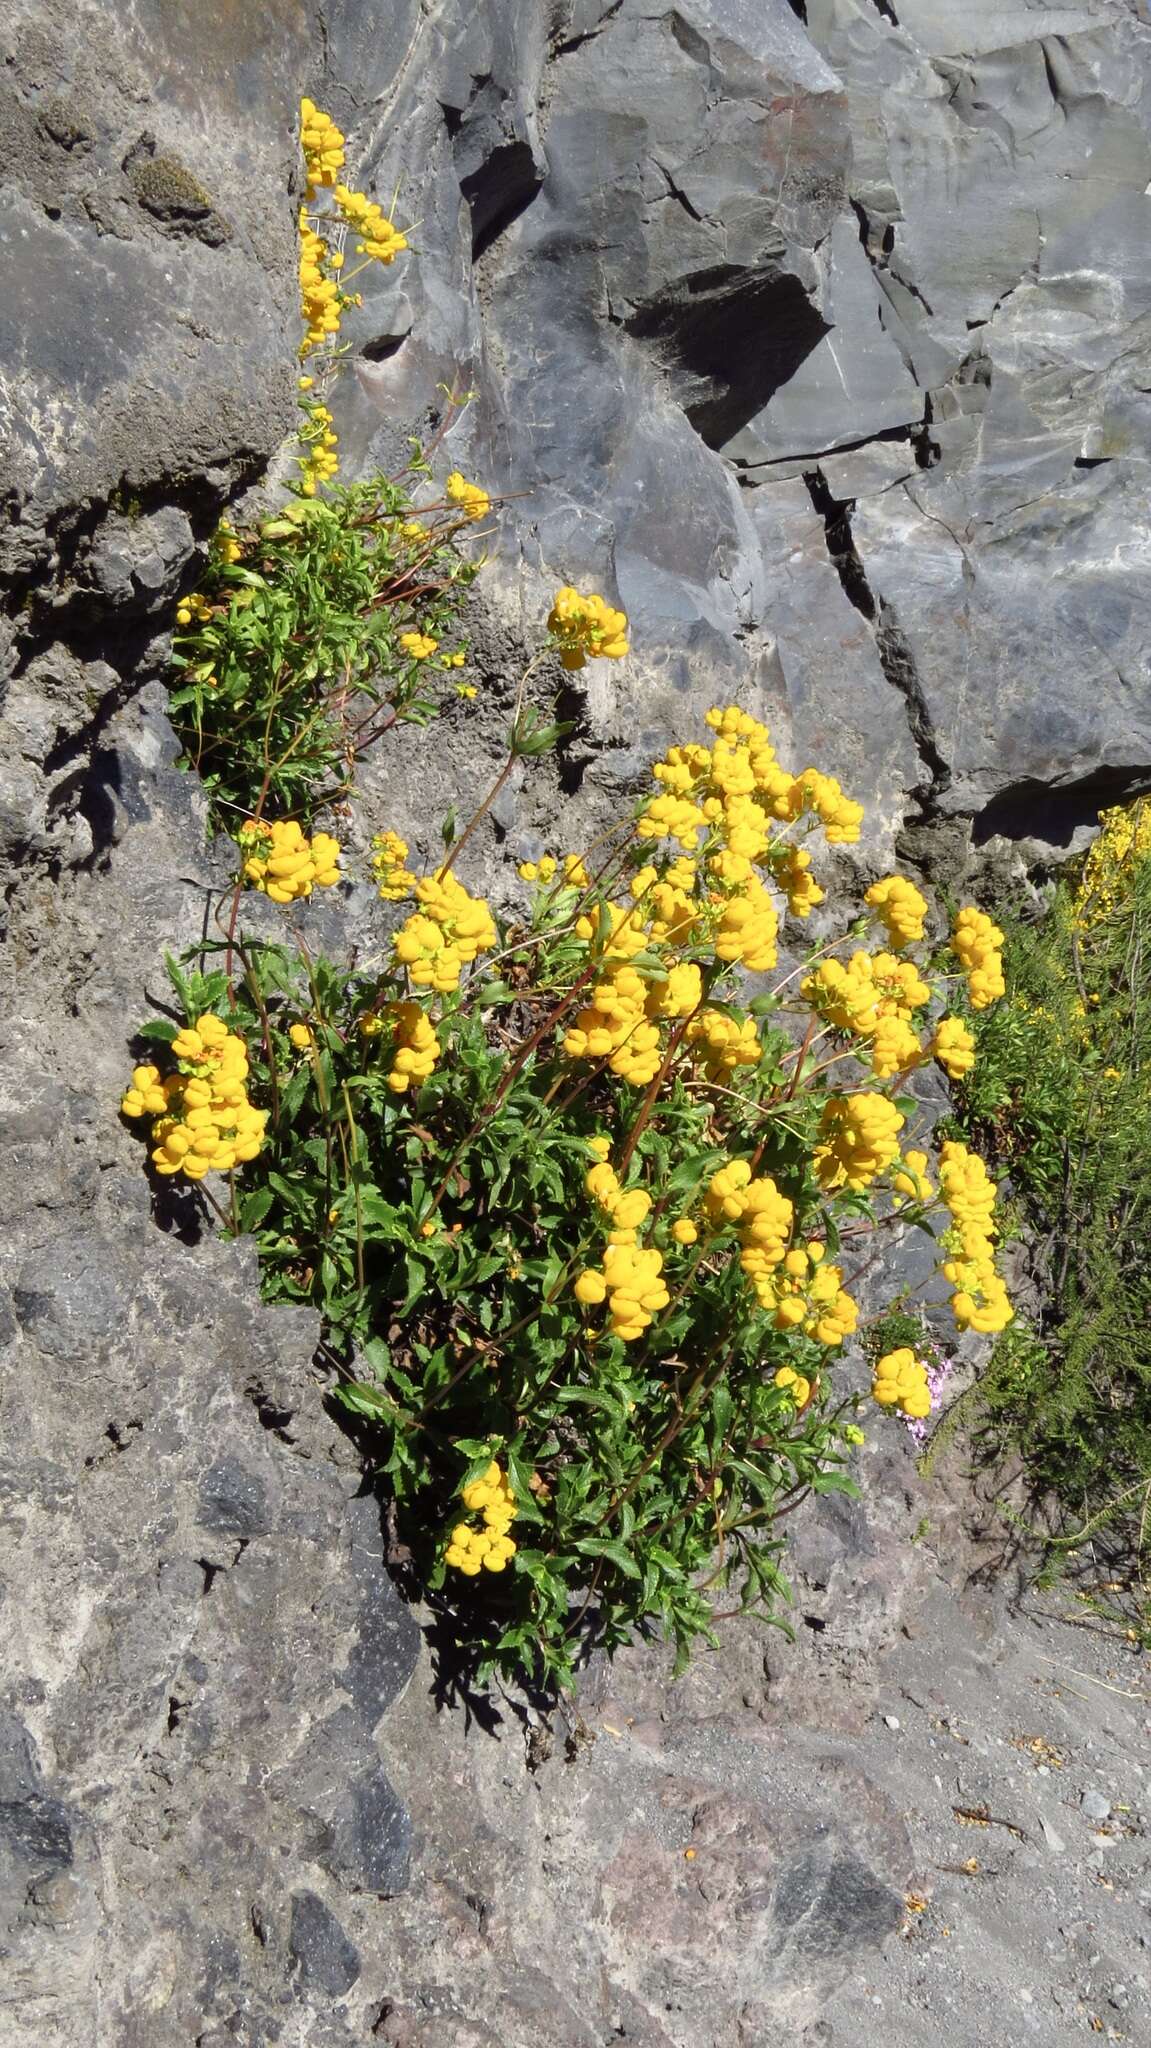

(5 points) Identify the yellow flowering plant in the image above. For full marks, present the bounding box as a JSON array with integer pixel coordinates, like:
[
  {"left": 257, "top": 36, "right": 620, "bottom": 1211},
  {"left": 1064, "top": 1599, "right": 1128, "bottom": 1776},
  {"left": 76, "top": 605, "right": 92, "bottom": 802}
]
[
  {"left": 169, "top": 102, "right": 485, "bottom": 832},
  {"left": 127, "top": 97, "right": 1021, "bottom": 1692},
  {"left": 952, "top": 798, "right": 1151, "bottom": 1637},
  {"left": 127, "top": 581, "right": 1014, "bottom": 1691}
]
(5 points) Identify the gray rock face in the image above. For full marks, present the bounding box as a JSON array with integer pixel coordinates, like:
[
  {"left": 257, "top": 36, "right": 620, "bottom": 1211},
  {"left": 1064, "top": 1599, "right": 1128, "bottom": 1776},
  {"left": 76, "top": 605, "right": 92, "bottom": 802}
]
[
  {"left": 334, "top": 0, "right": 1151, "bottom": 859},
  {"left": 4, "top": 1, "right": 1151, "bottom": 2044}
]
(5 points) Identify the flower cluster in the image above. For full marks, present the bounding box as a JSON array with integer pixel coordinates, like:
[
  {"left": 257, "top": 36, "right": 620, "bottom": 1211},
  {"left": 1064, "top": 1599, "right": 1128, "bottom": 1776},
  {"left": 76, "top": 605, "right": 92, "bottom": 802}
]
[
  {"left": 547, "top": 586, "right": 630, "bottom": 670},
  {"left": 938, "top": 1139, "right": 1013, "bottom": 1334},
  {"left": 575, "top": 1161, "right": 670, "bottom": 1339},
  {"left": 1074, "top": 796, "right": 1151, "bottom": 930},
  {"left": 931, "top": 1015, "right": 976, "bottom": 1080},
  {"left": 333, "top": 183, "right": 408, "bottom": 264},
  {"left": 866, "top": 873, "right": 929, "bottom": 949},
  {"left": 814, "top": 1092, "right": 905, "bottom": 1192},
  {"left": 239, "top": 819, "right": 342, "bottom": 903},
  {"left": 755, "top": 1242, "right": 858, "bottom": 1347},
  {"left": 563, "top": 962, "right": 663, "bottom": 1085},
  {"left": 574, "top": 1242, "right": 670, "bottom": 1341},
  {"left": 381, "top": 1001, "right": 440, "bottom": 1094},
  {"left": 299, "top": 216, "right": 346, "bottom": 351},
  {"left": 900, "top": 1331, "right": 953, "bottom": 1445},
  {"left": 950, "top": 906, "right": 1006, "bottom": 1009},
  {"left": 392, "top": 869, "right": 497, "bottom": 992},
  {"left": 803, "top": 950, "right": 930, "bottom": 1078},
  {"left": 296, "top": 98, "right": 410, "bottom": 415},
  {"left": 175, "top": 591, "right": 213, "bottom": 630},
  {"left": 445, "top": 472, "right": 490, "bottom": 522},
  {"left": 518, "top": 853, "right": 590, "bottom": 888},
  {"left": 444, "top": 1461, "right": 517, "bottom": 1574},
  {"left": 120, "top": 1015, "right": 266, "bottom": 1182},
  {"left": 774, "top": 1364, "right": 813, "bottom": 1407},
  {"left": 399, "top": 630, "right": 438, "bottom": 661},
  {"left": 296, "top": 400, "right": 340, "bottom": 495},
  {"left": 893, "top": 1148, "right": 934, "bottom": 1203},
  {"left": 685, "top": 1005, "right": 760, "bottom": 1076},
  {"left": 871, "top": 1347, "right": 931, "bottom": 1419},
  {"left": 370, "top": 829, "right": 418, "bottom": 902}
]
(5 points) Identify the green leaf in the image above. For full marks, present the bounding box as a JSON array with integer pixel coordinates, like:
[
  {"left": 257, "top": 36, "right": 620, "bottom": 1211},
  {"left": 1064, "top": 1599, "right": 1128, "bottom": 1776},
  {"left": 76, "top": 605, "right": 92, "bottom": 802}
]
[
  {"left": 574, "top": 1537, "right": 641, "bottom": 1579},
  {"left": 335, "top": 1380, "right": 399, "bottom": 1421},
  {"left": 138, "top": 1018, "right": 178, "bottom": 1044}
]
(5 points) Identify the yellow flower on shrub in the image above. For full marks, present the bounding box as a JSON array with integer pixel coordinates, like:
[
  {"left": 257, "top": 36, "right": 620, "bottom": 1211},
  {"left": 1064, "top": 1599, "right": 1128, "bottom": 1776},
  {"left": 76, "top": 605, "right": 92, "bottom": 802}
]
[
  {"left": 399, "top": 630, "right": 438, "bottom": 660},
  {"left": 1075, "top": 796, "right": 1151, "bottom": 930},
  {"left": 951, "top": 906, "right": 1006, "bottom": 1009},
  {"left": 370, "top": 830, "right": 418, "bottom": 902},
  {"left": 300, "top": 97, "right": 345, "bottom": 194},
  {"left": 120, "top": 1015, "right": 266, "bottom": 1182},
  {"left": 774, "top": 1365, "right": 812, "bottom": 1406},
  {"left": 382, "top": 1001, "right": 440, "bottom": 1094},
  {"left": 872, "top": 1347, "right": 931, "bottom": 1419},
  {"left": 239, "top": 819, "right": 341, "bottom": 903},
  {"left": 866, "top": 874, "right": 928, "bottom": 949},
  {"left": 937, "top": 1139, "right": 1012, "bottom": 1334},
  {"left": 392, "top": 870, "right": 497, "bottom": 992},
  {"left": 333, "top": 183, "right": 408, "bottom": 263},
  {"left": 932, "top": 1015, "right": 976, "bottom": 1080},
  {"left": 547, "top": 586, "right": 629, "bottom": 669},
  {"left": 685, "top": 1006, "right": 760, "bottom": 1074},
  {"left": 445, "top": 471, "right": 491, "bottom": 522},
  {"left": 814, "top": 1093, "right": 904, "bottom": 1192},
  {"left": 892, "top": 1149, "right": 933, "bottom": 1203},
  {"left": 756, "top": 1243, "right": 858, "bottom": 1346},
  {"left": 575, "top": 1242, "right": 669, "bottom": 1342},
  {"left": 445, "top": 1460, "right": 517, "bottom": 1574}
]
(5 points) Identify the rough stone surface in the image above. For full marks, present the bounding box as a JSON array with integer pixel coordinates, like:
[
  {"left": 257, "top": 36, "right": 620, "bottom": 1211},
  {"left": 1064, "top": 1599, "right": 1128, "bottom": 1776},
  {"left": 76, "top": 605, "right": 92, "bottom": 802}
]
[{"left": 4, "top": 1, "right": 1151, "bottom": 2044}]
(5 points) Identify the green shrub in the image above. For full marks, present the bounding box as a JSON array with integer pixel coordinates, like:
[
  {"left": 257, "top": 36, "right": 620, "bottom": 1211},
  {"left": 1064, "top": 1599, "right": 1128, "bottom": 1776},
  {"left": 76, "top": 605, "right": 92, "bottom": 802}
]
[
  {"left": 957, "top": 804, "right": 1151, "bottom": 1626},
  {"left": 168, "top": 481, "right": 478, "bottom": 830}
]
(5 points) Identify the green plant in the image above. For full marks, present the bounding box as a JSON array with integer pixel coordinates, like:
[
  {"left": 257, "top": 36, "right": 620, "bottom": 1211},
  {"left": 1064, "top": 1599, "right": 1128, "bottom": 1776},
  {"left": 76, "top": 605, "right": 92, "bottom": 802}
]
[
  {"left": 122, "top": 96, "right": 1018, "bottom": 1697},
  {"left": 122, "top": 675, "right": 1018, "bottom": 1692},
  {"left": 956, "top": 804, "right": 1151, "bottom": 1629},
  {"left": 168, "top": 482, "right": 479, "bottom": 829}
]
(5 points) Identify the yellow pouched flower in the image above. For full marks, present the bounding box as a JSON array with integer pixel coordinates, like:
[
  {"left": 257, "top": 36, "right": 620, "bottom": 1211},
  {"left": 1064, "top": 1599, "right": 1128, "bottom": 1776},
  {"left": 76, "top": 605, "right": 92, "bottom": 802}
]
[
  {"left": 932, "top": 1015, "right": 976, "bottom": 1080},
  {"left": 892, "top": 1149, "right": 933, "bottom": 1203},
  {"left": 814, "top": 1092, "right": 905, "bottom": 1192},
  {"left": 866, "top": 874, "right": 928, "bottom": 949},
  {"left": 370, "top": 829, "right": 418, "bottom": 902},
  {"left": 399, "top": 630, "right": 438, "bottom": 660},
  {"left": 381, "top": 1001, "right": 440, "bottom": 1094},
  {"left": 333, "top": 183, "right": 408, "bottom": 263},
  {"left": 447, "top": 1460, "right": 518, "bottom": 1574},
  {"left": 547, "top": 585, "right": 629, "bottom": 670},
  {"left": 392, "top": 869, "right": 497, "bottom": 992},
  {"left": 872, "top": 1347, "right": 931, "bottom": 1419},
  {"left": 445, "top": 471, "right": 490, "bottom": 522},
  {"left": 951, "top": 906, "right": 1005, "bottom": 1009},
  {"left": 774, "top": 1365, "right": 812, "bottom": 1407},
  {"left": 300, "top": 96, "right": 345, "bottom": 193},
  {"left": 121, "top": 1017, "right": 266, "bottom": 1184},
  {"left": 685, "top": 1006, "right": 760, "bottom": 1075},
  {"left": 239, "top": 818, "right": 342, "bottom": 903}
]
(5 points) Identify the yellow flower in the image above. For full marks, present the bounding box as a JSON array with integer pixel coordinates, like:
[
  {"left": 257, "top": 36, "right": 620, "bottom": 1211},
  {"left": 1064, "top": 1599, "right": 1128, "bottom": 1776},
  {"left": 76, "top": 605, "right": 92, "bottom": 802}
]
[
  {"left": 546, "top": 585, "right": 629, "bottom": 669},
  {"left": 445, "top": 471, "right": 490, "bottom": 522},
  {"left": 399, "top": 630, "right": 438, "bottom": 660},
  {"left": 872, "top": 1347, "right": 930, "bottom": 1419},
  {"left": 239, "top": 818, "right": 341, "bottom": 902},
  {"left": 865, "top": 874, "right": 928, "bottom": 949},
  {"left": 932, "top": 1016, "right": 976, "bottom": 1081}
]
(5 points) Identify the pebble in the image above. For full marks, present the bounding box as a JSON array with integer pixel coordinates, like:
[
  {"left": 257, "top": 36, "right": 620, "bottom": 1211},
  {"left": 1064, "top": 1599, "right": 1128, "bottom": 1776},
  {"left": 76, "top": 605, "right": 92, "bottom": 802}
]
[
  {"left": 1040, "top": 1816, "right": 1066, "bottom": 1852},
  {"left": 884, "top": 1714, "right": 901, "bottom": 1730},
  {"left": 1082, "top": 1789, "right": 1111, "bottom": 1822}
]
